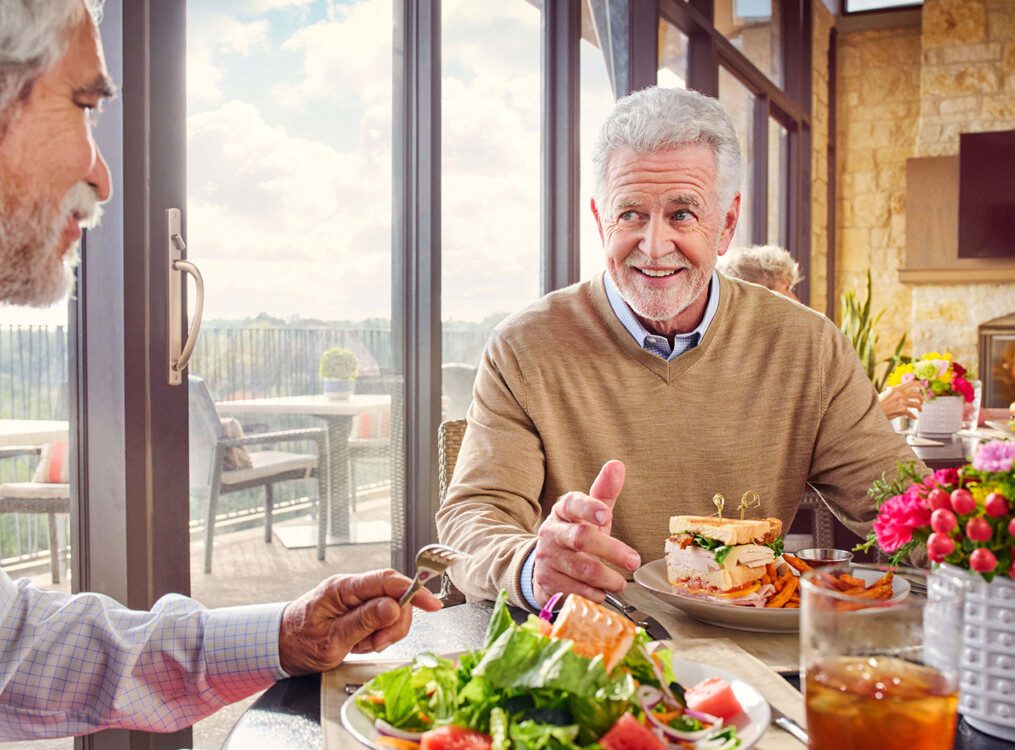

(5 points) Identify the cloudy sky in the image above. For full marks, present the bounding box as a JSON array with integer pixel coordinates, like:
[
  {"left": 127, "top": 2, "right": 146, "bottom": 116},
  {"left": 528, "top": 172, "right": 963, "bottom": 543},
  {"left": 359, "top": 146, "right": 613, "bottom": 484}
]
[
  {"left": 183, "top": 0, "right": 612, "bottom": 325},
  {"left": 4, "top": 0, "right": 619, "bottom": 326}
]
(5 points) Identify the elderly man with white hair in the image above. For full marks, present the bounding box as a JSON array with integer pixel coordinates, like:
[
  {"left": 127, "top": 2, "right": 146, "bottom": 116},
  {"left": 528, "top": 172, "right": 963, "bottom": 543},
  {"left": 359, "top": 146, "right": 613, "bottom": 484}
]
[
  {"left": 436, "top": 86, "right": 922, "bottom": 610},
  {"left": 0, "top": 0, "right": 440, "bottom": 739}
]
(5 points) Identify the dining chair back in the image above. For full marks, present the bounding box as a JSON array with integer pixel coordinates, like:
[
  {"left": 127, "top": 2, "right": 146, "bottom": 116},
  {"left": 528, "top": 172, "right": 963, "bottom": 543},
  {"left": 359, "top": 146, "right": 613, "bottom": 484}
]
[{"left": 437, "top": 419, "right": 467, "bottom": 604}]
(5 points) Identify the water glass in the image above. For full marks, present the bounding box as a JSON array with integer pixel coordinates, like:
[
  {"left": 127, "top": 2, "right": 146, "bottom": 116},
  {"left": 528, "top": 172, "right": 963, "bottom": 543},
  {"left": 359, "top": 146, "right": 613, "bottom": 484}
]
[
  {"left": 801, "top": 565, "right": 964, "bottom": 750},
  {"left": 962, "top": 379, "right": 982, "bottom": 430}
]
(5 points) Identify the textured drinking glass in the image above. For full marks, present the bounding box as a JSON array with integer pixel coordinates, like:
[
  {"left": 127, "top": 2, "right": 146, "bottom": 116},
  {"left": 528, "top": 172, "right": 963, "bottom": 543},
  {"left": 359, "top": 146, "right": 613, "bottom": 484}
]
[
  {"left": 801, "top": 565, "right": 964, "bottom": 750},
  {"left": 963, "top": 379, "right": 982, "bottom": 430}
]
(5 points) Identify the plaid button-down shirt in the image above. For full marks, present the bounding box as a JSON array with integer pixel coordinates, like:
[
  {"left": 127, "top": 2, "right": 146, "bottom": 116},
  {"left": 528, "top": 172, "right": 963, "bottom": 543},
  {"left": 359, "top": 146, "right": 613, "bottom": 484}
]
[{"left": 0, "top": 569, "right": 288, "bottom": 740}]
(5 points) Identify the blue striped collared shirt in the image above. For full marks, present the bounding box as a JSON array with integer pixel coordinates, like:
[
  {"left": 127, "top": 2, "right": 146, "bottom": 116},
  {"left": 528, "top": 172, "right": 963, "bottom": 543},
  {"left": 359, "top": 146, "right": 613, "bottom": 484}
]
[{"left": 603, "top": 269, "right": 721, "bottom": 360}]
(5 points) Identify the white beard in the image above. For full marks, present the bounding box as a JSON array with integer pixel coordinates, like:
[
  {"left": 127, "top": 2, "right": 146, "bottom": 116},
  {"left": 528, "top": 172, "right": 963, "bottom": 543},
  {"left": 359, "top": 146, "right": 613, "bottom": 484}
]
[
  {"left": 0, "top": 183, "right": 100, "bottom": 307},
  {"left": 612, "top": 238, "right": 719, "bottom": 323}
]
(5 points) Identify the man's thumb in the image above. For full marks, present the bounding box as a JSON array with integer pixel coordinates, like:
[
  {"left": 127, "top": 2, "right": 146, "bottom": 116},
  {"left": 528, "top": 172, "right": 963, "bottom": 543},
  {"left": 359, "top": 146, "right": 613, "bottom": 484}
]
[
  {"left": 338, "top": 598, "right": 400, "bottom": 644},
  {"left": 589, "top": 459, "right": 625, "bottom": 506}
]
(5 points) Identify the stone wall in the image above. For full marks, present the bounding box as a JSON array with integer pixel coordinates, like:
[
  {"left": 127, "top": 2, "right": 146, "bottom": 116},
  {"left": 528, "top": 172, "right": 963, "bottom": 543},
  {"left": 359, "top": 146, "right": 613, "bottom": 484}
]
[
  {"left": 834, "top": 23, "right": 922, "bottom": 358},
  {"left": 910, "top": 0, "right": 1015, "bottom": 368},
  {"left": 832, "top": 0, "right": 1015, "bottom": 372},
  {"left": 810, "top": 0, "right": 834, "bottom": 316}
]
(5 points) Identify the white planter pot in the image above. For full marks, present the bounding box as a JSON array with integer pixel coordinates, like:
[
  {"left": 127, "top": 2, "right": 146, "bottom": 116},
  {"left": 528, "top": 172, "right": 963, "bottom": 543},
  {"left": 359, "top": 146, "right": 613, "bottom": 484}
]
[
  {"left": 322, "top": 378, "right": 353, "bottom": 400},
  {"left": 939, "top": 564, "right": 1015, "bottom": 741},
  {"left": 916, "top": 395, "right": 964, "bottom": 437}
]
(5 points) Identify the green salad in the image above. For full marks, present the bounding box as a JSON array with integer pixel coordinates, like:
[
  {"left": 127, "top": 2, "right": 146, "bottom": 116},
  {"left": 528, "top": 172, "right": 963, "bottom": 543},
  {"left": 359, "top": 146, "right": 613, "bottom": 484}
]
[{"left": 354, "top": 592, "right": 743, "bottom": 750}]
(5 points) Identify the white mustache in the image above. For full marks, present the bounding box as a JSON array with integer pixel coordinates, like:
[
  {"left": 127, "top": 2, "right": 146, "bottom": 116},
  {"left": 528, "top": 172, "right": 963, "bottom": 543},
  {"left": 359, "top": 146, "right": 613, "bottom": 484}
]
[
  {"left": 61, "top": 182, "right": 103, "bottom": 229},
  {"left": 623, "top": 252, "right": 690, "bottom": 270}
]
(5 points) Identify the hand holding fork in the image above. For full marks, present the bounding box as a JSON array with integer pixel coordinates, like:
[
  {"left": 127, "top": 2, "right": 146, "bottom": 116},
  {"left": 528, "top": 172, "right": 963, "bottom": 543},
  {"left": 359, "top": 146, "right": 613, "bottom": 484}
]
[{"left": 399, "top": 543, "right": 471, "bottom": 606}]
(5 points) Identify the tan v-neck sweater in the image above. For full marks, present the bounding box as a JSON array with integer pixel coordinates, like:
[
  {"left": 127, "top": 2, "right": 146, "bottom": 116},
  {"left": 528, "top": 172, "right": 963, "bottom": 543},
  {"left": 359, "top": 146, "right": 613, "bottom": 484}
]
[{"left": 435, "top": 274, "right": 921, "bottom": 608}]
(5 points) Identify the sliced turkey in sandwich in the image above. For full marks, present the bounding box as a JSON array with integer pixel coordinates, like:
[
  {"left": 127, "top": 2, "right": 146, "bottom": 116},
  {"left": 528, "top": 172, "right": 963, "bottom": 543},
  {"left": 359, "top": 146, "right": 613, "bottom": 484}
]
[{"left": 665, "top": 515, "right": 784, "bottom": 607}]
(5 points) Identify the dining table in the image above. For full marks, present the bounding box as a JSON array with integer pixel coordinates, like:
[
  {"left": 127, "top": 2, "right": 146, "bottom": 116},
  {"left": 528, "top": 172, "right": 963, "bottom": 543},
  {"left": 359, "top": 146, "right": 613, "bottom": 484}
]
[
  {"left": 223, "top": 582, "right": 1010, "bottom": 750},
  {"left": 215, "top": 394, "right": 390, "bottom": 545}
]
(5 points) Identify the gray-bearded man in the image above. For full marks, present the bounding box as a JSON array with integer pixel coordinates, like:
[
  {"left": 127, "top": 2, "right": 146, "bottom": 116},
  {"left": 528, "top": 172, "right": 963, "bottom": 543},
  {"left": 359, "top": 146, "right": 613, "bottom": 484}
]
[{"left": 0, "top": 0, "right": 440, "bottom": 739}]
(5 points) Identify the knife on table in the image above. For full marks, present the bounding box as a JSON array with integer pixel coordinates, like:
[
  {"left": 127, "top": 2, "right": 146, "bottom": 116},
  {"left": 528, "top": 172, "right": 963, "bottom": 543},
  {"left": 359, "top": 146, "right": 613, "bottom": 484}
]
[
  {"left": 603, "top": 592, "right": 670, "bottom": 641},
  {"left": 770, "top": 703, "right": 809, "bottom": 745}
]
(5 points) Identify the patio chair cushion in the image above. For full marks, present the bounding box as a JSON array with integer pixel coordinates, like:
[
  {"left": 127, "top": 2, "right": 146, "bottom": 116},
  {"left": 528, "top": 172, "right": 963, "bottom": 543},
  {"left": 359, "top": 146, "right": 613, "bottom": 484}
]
[
  {"left": 219, "top": 418, "right": 254, "bottom": 470},
  {"left": 32, "top": 442, "right": 69, "bottom": 483},
  {"left": 352, "top": 410, "right": 390, "bottom": 440},
  {"left": 220, "top": 450, "right": 315, "bottom": 485}
]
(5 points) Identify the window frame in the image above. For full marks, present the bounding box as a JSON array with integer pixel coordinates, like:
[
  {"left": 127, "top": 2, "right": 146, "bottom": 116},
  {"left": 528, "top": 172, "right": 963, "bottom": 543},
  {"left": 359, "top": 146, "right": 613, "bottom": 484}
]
[
  {"left": 69, "top": 12, "right": 819, "bottom": 750},
  {"left": 657, "top": 0, "right": 813, "bottom": 305}
]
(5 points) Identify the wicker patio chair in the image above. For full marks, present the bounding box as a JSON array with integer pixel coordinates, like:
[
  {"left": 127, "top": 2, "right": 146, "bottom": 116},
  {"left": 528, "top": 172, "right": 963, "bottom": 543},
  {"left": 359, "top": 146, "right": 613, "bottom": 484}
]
[
  {"left": 0, "top": 445, "right": 68, "bottom": 584},
  {"left": 798, "top": 485, "right": 836, "bottom": 549},
  {"left": 437, "top": 418, "right": 468, "bottom": 605}
]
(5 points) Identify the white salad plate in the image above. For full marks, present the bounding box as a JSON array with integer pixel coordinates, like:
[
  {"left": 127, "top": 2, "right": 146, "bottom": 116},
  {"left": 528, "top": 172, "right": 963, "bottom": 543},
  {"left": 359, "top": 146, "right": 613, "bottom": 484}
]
[
  {"left": 341, "top": 655, "right": 772, "bottom": 749},
  {"left": 634, "top": 558, "right": 910, "bottom": 633}
]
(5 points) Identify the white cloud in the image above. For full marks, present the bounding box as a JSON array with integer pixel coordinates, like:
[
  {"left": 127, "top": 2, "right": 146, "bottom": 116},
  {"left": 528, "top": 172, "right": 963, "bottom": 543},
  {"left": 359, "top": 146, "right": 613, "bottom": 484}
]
[
  {"left": 187, "top": 98, "right": 392, "bottom": 320},
  {"left": 270, "top": 1, "right": 391, "bottom": 109},
  {"left": 187, "top": 16, "right": 271, "bottom": 105}
]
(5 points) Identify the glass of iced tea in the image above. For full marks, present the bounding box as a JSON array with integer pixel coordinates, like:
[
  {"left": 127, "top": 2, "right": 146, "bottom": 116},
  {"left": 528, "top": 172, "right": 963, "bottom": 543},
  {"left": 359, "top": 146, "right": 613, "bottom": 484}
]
[{"left": 800, "top": 565, "right": 963, "bottom": 750}]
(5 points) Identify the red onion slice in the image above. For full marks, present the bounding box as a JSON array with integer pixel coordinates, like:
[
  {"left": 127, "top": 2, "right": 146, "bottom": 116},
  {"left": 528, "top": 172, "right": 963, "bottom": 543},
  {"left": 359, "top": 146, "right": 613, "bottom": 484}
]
[
  {"left": 539, "top": 592, "right": 563, "bottom": 621},
  {"left": 637, "top": 684, "right": 663, "bottom": 708}
]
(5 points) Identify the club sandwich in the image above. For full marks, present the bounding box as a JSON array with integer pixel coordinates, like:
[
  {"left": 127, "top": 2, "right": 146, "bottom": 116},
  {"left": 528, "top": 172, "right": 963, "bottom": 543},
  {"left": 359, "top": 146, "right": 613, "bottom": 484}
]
[{"left": 666, "top": 515, "right": 784, "bottom": 607}]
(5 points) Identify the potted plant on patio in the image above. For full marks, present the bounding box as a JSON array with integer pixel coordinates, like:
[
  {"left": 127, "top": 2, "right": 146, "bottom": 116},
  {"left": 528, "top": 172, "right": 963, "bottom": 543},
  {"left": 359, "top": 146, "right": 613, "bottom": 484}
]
[
  {"left": 857, "top": 440, "right": 1015, "bottom": 740},
  {"left": 884, "top": 351, "right": 976, "bottom": 437},
  {"left": 319, "top": 347, "right": 359, "bottom": 401}
]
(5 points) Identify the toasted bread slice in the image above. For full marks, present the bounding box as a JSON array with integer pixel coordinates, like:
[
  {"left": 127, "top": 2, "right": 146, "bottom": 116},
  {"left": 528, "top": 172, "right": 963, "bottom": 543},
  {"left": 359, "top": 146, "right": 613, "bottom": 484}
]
[
  {"left": 669, "top": 515, "right": 772, "bottom": 545},
  {"left": 761, "top": 517, "right": 782, "bottom": 544},
  {"left": 549, "top": 594, "right": 636, "bottom": 671}
]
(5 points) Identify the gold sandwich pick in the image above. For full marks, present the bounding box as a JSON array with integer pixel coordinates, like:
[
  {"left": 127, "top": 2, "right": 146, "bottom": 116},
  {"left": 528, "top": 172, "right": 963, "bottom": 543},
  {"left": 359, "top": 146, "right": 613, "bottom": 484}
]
[
  {"left": 738, "top": 490, "right": 761, "bottom": 520},
  {"left": 712, "top": 493, "right": 726, "bottom": 520}
]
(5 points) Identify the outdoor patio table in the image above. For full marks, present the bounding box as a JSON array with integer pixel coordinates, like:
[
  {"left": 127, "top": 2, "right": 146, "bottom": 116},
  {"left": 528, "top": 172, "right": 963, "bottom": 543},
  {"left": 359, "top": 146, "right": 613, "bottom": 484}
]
[
  {"left": 215, "top": 395, "right": 390, "bottom": 545},
  {"left": 0, "top": 419, "right": 68, "bottom": 451},
  {"left": 223, "top": 583, "right": 1012, "bottom": 750}
]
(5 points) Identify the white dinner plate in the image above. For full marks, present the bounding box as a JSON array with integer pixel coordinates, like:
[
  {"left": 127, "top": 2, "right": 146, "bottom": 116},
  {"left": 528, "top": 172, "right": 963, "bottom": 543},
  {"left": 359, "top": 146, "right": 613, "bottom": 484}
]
[
  {"left": 340, "top": 653, "right": 772, "bottom": 749},
  {"left": 634, "top": 558, "right": 910, "bottom": 633}
]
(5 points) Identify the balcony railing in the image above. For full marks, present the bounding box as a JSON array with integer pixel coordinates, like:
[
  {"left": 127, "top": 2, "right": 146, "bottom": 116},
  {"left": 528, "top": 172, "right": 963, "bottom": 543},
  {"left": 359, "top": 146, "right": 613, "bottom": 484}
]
[{"left": 1, "top": 323, "right": 489, "bottom": 568}]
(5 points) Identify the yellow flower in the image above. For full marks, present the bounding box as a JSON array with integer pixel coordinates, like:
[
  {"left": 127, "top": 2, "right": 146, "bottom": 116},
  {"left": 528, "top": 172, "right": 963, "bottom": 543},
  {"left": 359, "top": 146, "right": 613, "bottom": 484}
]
[
  {"left": 886, "top": 362, "right": 914, "bottom": 387},
  {"left": 920, "top": 351, "right": 952, "bottom": 362},
  {"left": 970, "top": 485, "right": 1000, "bottom": 506}
]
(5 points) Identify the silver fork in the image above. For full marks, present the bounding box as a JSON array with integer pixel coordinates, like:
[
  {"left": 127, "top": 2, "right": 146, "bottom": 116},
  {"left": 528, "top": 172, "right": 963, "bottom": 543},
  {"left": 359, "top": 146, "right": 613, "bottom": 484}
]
[{"left": 398, "top": 543, "right": 470, "bottom": 606}]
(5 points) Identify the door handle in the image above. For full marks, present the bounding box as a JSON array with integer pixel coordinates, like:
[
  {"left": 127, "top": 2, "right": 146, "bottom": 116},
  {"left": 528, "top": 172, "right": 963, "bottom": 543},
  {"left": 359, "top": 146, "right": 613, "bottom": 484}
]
[{"left": 167, "top": 208, "right": 205, "bottom": 385}]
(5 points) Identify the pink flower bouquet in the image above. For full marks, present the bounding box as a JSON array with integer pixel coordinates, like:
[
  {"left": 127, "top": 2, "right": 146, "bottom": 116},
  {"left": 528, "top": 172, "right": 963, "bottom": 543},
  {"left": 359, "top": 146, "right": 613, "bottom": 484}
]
[{"left": 857, "top": 440, "right": 1015, "bottom": 581}]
